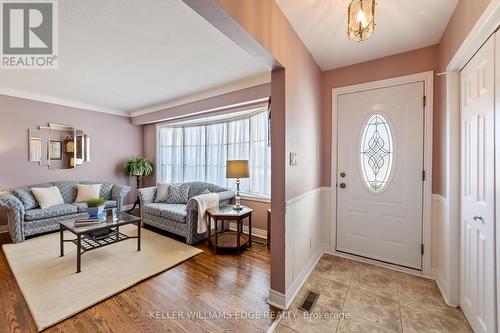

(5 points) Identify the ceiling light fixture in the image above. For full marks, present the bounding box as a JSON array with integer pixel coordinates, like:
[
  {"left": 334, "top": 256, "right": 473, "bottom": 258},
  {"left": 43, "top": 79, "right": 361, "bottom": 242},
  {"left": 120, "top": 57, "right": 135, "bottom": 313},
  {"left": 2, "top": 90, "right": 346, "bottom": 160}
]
[{"left": 347, "top": 0, "right": 376, "bottom": 42}]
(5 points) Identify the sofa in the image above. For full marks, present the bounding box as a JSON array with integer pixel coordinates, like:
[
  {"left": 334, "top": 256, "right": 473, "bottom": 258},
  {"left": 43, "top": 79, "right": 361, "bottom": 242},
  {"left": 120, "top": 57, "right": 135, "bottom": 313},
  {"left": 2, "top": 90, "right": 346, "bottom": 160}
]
[
  {"left": 138, "top": 181, "right": 234, "bottom": 244},
  {"left": 0, "top": 181, "right": 130, "bottom": 243}
]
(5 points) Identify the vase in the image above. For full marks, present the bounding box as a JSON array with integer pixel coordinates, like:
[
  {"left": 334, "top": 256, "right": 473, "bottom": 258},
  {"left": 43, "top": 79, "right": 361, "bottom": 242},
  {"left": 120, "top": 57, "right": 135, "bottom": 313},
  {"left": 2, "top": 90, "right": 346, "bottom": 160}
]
[{"left": 87, "top": 205, "right": 105, "bottom": 218}]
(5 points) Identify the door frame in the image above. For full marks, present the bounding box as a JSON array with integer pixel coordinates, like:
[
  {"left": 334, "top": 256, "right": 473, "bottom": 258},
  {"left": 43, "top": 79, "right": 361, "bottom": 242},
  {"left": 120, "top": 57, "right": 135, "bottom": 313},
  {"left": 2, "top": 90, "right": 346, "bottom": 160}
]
[
  {"left": 445, "top": 0, "right": 500, "bottom": 308},
  {"left": 330, "top": 71, "right": 434, "bottom": 276}
]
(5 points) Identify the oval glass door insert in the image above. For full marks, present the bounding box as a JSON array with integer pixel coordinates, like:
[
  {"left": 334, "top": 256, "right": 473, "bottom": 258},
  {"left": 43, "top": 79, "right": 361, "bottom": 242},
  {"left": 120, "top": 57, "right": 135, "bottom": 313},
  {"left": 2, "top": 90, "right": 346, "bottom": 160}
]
[{"left": 360, "top": 114, "right": 394, "bottom": 192}]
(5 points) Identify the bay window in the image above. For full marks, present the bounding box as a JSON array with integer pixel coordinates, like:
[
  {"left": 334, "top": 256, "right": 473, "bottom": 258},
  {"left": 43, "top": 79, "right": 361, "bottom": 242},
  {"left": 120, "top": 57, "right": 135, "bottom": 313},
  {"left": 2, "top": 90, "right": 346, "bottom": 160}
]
[{"left": 157, "top": 109, "right": 271, "bottom": 197}]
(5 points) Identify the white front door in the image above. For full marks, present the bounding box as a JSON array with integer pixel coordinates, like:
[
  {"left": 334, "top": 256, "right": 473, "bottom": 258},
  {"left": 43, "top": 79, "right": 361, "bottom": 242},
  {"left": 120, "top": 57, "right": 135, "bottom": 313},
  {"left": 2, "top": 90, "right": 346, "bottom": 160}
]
[
  {"left": 336, "top": 82, "right": 425, "bottom": 270},
  {"left": 460, "top": 35, "right": 496, "bottom": 333}
]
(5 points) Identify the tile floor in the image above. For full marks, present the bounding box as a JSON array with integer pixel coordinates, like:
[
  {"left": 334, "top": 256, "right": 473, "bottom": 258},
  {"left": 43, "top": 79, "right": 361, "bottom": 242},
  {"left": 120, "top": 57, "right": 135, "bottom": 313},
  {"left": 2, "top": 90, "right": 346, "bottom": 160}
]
[{"left": 274, "top": 254, "right": 473, "bottom": 333}]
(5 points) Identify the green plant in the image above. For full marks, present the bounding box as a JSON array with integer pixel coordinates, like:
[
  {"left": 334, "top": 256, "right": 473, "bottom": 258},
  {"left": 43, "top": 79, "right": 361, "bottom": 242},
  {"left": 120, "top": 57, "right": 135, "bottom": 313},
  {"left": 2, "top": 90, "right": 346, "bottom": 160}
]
[
  {"left": 124, "top": 157, "right": 154, "bottom": 177},
  {"left": 86, "top": 198, "right": 106, "bottom": 207}
]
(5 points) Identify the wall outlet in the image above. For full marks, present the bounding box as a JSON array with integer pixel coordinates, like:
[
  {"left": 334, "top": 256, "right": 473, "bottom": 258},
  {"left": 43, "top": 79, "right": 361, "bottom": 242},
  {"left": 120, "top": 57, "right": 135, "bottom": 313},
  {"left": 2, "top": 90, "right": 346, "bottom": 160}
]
[{"left": 290, "top": 152, "right": 298, "bottom": 166}]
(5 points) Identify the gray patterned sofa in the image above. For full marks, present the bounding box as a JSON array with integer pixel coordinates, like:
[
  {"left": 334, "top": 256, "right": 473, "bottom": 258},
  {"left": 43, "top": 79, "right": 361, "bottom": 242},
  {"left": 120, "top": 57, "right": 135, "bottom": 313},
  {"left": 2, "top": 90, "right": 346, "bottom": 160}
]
[
  {"left": 138, "top": 182, "right": 234, "bottom": 244},
  {"left": 0, "top": 181, "right": 130, "bottom": 243}
]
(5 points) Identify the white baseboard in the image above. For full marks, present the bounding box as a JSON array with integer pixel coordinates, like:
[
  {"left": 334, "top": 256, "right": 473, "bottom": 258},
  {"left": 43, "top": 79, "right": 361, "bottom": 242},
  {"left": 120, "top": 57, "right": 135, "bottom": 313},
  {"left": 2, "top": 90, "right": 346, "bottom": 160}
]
[
  {"left": 229, "top": 222, "right": 267, "bottom": 239},
  {"left": 0, "top": 225, "right": 8, "bottom": 234},
  {"left": 433, "top": 268, "right": 457, "bottom": 307},
  {"left": 267, "top": 243, "right": 328, "bottom": 310}
]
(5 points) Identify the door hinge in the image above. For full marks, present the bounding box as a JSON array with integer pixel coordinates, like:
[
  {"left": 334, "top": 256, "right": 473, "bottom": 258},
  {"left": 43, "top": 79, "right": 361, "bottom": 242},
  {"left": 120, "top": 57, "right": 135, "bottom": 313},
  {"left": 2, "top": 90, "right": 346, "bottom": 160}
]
[
  {"left": 423, "top": 95, "right": 427, "bottom": 107},
  {"left": 421, "top": 244, "right": 424, "bottom": 255},
  {"left": 422, "top": 170, "right": 426, "bottom": 181}
]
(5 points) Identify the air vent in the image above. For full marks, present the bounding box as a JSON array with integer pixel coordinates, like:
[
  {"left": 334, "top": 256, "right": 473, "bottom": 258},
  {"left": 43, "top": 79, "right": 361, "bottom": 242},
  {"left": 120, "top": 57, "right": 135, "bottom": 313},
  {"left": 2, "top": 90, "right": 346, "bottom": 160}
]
[{"left": 298, "top": 291, "right": 319, "bottom": 312}]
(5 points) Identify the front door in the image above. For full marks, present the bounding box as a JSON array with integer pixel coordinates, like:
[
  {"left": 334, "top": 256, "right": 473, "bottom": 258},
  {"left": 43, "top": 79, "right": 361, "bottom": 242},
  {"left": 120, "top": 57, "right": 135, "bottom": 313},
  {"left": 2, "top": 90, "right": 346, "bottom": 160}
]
[
  {"left": 460, "top": 35, "right": 495, "bottom": 333},
  {"left": 336, "top": 82, "right": 425, "bottom": 270}
]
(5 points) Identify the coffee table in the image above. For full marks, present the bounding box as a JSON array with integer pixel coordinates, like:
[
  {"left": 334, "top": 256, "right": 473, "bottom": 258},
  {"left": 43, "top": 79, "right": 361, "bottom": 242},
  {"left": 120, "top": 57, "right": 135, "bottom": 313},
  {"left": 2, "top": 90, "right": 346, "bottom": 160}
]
[{"left": 59, "top": 212, "right": 141, "bottom": 273}]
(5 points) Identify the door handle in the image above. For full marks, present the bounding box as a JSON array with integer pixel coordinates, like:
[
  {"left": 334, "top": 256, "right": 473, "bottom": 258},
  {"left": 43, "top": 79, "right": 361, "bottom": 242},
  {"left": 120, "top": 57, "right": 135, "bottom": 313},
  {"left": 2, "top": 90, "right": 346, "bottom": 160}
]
[
  {"left": 339, "top": 183, "right": 346, "bottom": 189},
  {"left": 473, "top": 215, "right": 483, "bottom": 221}
]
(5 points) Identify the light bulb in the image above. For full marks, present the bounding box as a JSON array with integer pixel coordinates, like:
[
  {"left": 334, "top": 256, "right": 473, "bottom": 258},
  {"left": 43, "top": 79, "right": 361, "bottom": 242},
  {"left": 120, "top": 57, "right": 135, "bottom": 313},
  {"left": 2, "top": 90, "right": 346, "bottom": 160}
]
[{"left": 356, "top": 9, "right": 367, "bottom": 26}]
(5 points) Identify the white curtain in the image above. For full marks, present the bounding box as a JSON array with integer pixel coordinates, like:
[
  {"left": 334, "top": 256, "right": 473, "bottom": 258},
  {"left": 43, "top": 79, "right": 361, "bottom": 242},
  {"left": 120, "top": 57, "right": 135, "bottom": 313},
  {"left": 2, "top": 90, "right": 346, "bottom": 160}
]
[{"left": 157, "top": 110, "right": 271, "bottom": 197}]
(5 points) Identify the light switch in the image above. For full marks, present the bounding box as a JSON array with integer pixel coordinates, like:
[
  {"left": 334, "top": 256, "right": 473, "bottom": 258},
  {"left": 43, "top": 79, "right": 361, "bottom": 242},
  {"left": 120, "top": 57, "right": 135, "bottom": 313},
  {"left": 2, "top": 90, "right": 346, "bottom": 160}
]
[{"left": 290, "top": 152, "right": 298, "bottom": 166}]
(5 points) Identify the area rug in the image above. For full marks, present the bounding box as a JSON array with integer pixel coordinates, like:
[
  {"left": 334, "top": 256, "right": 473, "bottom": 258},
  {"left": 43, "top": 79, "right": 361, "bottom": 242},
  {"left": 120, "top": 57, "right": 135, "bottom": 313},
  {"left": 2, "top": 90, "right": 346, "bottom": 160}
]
[{"left": 2, "top": 225, "right": 202, "bottom": 331}]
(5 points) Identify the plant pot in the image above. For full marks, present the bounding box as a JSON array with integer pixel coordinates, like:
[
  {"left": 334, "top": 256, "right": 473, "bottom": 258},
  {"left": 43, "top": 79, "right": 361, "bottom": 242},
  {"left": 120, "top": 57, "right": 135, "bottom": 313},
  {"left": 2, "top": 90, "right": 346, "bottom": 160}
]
[{"left": 87, "top": 205, "right": 105, "bottom": 218}]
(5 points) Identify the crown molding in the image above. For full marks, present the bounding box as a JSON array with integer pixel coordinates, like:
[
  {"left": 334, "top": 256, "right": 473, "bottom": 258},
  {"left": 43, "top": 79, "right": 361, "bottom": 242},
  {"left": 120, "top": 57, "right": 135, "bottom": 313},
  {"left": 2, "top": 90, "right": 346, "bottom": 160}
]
[
  {"left": 0, "top": 87, "right": 128, "bottom": 116},
  {"left": 129, "top": 72, "right": 270, "bottom": 117}
]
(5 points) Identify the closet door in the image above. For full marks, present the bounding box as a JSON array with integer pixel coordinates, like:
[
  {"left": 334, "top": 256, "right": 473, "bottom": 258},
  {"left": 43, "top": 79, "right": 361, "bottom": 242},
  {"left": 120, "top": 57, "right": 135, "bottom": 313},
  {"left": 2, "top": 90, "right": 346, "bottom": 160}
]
[{"left": 460, "top": 35, "right": 495, "bottom": 333}]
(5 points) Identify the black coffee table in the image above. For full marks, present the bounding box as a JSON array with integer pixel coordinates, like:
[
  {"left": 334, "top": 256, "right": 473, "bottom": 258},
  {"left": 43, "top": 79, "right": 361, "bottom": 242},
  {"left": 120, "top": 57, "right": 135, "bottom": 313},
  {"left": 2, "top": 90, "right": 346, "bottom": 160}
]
[{"left": 59, "top": 212, "right": 141, "bottom": 273}]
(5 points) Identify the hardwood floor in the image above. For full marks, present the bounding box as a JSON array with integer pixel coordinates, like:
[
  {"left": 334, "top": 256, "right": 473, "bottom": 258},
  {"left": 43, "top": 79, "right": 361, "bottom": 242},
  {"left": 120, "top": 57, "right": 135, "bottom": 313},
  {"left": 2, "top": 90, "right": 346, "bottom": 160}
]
[{"left": 0, "top": 226, "right": 278, "bottom": 332}]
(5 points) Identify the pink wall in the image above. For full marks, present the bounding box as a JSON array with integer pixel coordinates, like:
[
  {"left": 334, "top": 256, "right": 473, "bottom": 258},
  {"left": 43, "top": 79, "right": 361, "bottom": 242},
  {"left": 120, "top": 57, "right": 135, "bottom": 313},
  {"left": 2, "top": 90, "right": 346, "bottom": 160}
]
[
  {"left": 0, "top": 95, "right": 143, "bottom": 204},
  {"left": 321, "top": 45, "right": 441, "bottom": 192},
  {"left": 205, "top": 0, "right": 323, "bottom": 294},
  {"left": 238, "top": 199, "right": 270, "bottom": 231}
]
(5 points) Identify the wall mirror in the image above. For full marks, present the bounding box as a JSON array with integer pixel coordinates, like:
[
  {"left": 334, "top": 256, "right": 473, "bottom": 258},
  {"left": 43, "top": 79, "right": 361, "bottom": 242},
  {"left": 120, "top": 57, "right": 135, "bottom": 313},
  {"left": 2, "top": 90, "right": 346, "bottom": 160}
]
[{"left": 28, "top": 123, "right": 91, "bottom": 169}]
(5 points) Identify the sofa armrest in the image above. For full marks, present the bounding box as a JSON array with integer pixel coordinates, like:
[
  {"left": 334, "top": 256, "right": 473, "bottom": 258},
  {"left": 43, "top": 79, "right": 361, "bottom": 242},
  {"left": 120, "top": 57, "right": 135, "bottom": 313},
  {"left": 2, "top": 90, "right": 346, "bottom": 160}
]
[
  {"left": 0, "top": 194, "right": 25, "bottom": 243},
  {"left": 138, "top": 187, "right": 157, "bottom": 205},
  {"left": 112, "top": 184, "right": 131, "bottom": 211},
  {"left": 186, "top": 190, "right": 235, "bottom": 213}
]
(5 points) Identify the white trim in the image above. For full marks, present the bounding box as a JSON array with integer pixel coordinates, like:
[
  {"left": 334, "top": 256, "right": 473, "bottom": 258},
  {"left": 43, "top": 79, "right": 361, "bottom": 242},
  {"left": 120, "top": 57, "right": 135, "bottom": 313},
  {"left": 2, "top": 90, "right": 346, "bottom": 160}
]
[
  {"left": 285, "top": 187, "right": 331, "bottom": 208},
  {"left": 267, "top": 289, "right": 286, "bottom": 310},
  {"left": 433, "top": 267, "right": 455, "bottom": 307},
  {"left": 267, "top": 243, "right": 328, "bottom": 310},
  {"left": 239, "top": 194, "right": 271, "bottom": 204},
  {"left": 130, "top": 72, "right": 271, "bottom": 117},
  {"left": 0, "top": 225, "right": 8, "bottom": 234},
  {"left": 228, "top": 223, "right": 267, "bottom": 239},
  {"left": 445, "top": 0, "right": 500, "bottom": 309},
  {"left": 0, "top": 87, "right": 127, "bottom": 116},
  {"left": 330, "top": 71, "right": 434, "bottom": 275}
]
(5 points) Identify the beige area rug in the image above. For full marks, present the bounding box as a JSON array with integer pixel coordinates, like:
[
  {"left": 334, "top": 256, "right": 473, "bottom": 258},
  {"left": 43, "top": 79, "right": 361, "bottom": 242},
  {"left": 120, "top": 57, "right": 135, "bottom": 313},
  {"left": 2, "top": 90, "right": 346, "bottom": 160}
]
[{"left": 2, "top": 225, "right": 202, "bottom": 331}]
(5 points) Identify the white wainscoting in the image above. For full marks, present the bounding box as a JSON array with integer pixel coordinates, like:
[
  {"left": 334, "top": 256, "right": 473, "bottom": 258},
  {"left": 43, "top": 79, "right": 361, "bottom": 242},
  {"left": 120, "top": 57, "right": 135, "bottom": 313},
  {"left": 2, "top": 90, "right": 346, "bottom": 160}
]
[
  {"left": 431, "top": 194, "right": 457, "bottom": 306},
  {"left": 268, "top": 187, "right": 331, "bottom": 310},
  {"left": 268, "top": 189, "right": 456, "bottom": 310}
]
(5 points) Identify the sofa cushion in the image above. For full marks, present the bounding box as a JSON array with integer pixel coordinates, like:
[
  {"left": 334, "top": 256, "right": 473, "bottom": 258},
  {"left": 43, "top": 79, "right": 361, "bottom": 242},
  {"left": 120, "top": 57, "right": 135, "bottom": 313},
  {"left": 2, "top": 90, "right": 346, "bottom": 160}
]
[
  {"left": 53, "top": 181, "right": 79, "bottom": 203},
  {"left": 81, "top": 182, "right": 113, "bottom": 200},
  {"left": 25, "top": 204, "right": 78, "bottom": 221},
  {"left": 75, "top": 184, "right": 102, "bottom": 202},
  {"left": 166, "top": 184, "right": 190, "bottom": 204},
  {"left": 31, "top": 186, "right": 64, "bottom": 209},
  {"left": 13, "top": 188, "right": 39, "bottom": 210},
  {"left": 73, "top": 200, "right": 117, "bottom": 212},
  {"left": 142, "top": 203, "right": 186, "bottom": 223}
]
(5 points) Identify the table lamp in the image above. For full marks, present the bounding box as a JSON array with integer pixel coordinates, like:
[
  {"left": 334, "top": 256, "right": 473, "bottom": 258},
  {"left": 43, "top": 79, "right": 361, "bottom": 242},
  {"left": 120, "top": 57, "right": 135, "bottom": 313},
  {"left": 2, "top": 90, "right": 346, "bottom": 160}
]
[{"left": 226, "top": 160, "right": 249, "bottom": 210}]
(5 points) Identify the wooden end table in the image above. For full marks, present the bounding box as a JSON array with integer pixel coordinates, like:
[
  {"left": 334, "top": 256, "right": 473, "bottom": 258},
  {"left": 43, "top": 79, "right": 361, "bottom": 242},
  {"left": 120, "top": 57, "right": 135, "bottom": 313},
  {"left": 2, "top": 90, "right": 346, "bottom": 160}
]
[{"left": 206, "top": 205, "right": 253, "bottom": 254}]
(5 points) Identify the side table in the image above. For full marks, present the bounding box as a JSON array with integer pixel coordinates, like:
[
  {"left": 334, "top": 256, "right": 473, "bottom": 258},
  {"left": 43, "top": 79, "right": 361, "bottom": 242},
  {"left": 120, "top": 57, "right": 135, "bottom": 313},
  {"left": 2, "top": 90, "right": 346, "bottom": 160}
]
[{"left": 206, "top": 205, "right": 253, "bottom": 254}]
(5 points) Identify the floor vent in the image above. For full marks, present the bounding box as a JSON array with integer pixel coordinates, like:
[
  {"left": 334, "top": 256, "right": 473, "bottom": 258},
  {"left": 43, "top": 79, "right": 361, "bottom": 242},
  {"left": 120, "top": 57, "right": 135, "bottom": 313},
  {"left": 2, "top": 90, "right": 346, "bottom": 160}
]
[{"left": 298, "top": 291, "right": 319, "bottom": 312}]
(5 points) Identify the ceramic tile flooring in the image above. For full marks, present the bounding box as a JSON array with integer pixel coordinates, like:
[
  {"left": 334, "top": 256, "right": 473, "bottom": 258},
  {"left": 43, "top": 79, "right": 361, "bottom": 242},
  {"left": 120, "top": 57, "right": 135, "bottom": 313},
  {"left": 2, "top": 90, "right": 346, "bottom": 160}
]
[{"left": 275, "top": 254, "right": 472, "bottom": 333}]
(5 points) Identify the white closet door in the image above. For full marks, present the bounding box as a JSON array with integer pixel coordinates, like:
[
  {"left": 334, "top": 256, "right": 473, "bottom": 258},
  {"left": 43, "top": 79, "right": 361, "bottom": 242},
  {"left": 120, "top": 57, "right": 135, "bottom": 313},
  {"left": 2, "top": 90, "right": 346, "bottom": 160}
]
[{"left": 460, "top": 35, "right": 496, "bottom": 333}]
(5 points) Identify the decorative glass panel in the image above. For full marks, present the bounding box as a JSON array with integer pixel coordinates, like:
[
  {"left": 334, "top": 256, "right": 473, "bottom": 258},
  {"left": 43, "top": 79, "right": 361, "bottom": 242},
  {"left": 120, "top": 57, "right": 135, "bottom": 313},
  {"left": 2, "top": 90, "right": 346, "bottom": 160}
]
[{"left": 360, "top": 114, "right": 394, "bottom": 192}]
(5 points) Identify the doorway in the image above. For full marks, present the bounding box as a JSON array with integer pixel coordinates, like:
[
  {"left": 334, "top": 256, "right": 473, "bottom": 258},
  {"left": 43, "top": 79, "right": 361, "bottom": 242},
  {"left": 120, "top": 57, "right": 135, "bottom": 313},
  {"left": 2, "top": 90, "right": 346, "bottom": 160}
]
[{"left": 331, "top": 72, "right": 433, "bottom": 273}]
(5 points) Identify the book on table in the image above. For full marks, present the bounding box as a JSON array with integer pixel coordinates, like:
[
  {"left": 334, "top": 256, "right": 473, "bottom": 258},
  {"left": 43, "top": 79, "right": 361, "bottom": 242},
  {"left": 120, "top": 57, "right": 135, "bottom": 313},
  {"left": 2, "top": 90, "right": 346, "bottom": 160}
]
[{"left": 74, "top": 216, "right": 106, "bottom": 227}]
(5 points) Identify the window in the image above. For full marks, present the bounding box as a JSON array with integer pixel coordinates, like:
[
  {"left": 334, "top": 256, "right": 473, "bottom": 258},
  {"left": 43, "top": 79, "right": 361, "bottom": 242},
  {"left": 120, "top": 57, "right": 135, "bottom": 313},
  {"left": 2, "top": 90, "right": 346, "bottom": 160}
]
[
  {"left": 360, "top": 113, "right": 394, "bottom": 192},
  {"left": 158, "top": 109, "right": 271, "bottom": 197}
]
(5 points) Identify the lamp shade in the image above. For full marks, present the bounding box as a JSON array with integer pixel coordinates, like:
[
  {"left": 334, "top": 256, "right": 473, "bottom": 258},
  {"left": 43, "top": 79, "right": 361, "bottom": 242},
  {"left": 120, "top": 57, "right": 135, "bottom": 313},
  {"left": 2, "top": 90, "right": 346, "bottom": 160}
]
[{"left": 226, "top": 160, "right": 249, "bottom": 178}]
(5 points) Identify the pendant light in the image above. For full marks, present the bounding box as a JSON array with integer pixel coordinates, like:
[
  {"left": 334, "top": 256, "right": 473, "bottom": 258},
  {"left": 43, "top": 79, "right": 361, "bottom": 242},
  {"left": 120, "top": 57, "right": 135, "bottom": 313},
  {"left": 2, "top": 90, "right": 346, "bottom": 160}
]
[{"left": 348, "top": 0, "right": 376, "bottom": 42}]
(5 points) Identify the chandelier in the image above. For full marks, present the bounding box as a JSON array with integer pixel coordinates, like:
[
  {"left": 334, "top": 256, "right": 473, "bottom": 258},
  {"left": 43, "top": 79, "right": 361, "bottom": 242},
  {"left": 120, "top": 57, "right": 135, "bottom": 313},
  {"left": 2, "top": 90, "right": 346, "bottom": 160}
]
[{"left": 348, "top": 0, "right": 376, "bottom": 42}]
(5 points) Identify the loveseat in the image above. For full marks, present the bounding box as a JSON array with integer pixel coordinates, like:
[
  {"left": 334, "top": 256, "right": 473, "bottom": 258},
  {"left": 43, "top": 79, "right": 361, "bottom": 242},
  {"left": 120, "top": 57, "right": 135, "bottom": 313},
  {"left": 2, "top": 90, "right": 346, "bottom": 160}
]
[
  {"left": 138, "top": 181, "right": 234, "bottom": 244},
  {"left": 0, "top": 181, "right": 130, "bottom": 243}
]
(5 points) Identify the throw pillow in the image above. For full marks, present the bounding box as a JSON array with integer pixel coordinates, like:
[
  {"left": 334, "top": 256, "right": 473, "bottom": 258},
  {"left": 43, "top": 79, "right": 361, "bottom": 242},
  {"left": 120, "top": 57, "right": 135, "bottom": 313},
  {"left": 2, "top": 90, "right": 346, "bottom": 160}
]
[
  {"left": 155, "top": 183, "right": 169, "bottom": 202},
  {"left": 75, "top": 184, "right": 102, "bottom": 203},
  {"left": 31, "top": 186, "right": 64, "bottom": 209},
  {"left": 166, "top": 184, "right": 190, "bottom": 204}
]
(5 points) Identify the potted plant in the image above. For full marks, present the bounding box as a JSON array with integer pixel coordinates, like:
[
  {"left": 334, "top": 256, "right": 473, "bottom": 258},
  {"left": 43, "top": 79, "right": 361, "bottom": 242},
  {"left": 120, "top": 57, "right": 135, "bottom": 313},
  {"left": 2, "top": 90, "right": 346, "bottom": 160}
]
[
  {"left": 86, "top": 198, "right": 107, "bottom": 218},
  {"left": 124, "top": 156, "right": 154, "bottom": 211}
]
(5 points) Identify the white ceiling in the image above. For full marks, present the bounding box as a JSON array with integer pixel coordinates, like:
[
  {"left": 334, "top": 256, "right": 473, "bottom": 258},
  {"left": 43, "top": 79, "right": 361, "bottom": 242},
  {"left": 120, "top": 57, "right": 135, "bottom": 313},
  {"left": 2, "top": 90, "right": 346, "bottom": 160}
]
[
  {"left": 275, "top": 0, "right": 459, "bottom": 70},
  {"left": 0, "top": 0, "right": 269, "bottom": 116}
]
